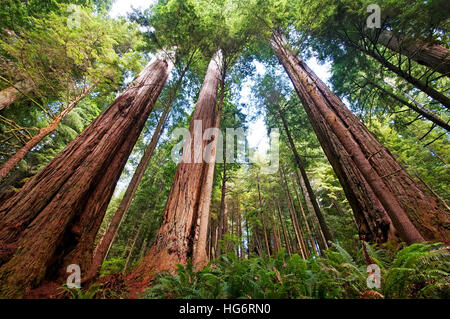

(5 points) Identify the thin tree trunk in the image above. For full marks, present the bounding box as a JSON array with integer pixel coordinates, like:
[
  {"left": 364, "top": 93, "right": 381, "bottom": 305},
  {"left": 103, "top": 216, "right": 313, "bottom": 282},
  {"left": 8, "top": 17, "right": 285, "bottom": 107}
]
[
  {"left": 217, "top": 146, "right": 228, "bottom": 255},
  {"left": 280, "top": 167, "right": 307, "bottom": 259},
  {"left": 272, "top": 32, "right": 449, "bottom": 244},
  {"left": 87, "top": 67, "right": 189, "bottom": 282},
  {"left": 297, "top": 173, "right": 329, "bottom": 250},
  {"left": 0, "top": 55, "right": 172, "bottom": 298},
  {"left": 253, "top": 226, "right": 263, "bottom": 257},
  {"left": 139, "top": 239, "right": 148, "bottom": 261},
  {"left": 256, "top": 174, "right": 271, "bottom": 256},
  {"left": 275, "top": 200, "right": 292, "bottom": 256},
  {"left": 0, "top": 84, "right": 94, "bottom": 180},
  {"left": 0, "top": 78, "right": 35, "bottom": 111},
  {"left": 237, "top": 203, "right": 244, "bottom": 259},
  {"left": 277, "top": 102, "right": 334, "bottom": 243},
  {"left": 123, "top": 223, "right": 143, "bottom": 275},
  {"left": 377, "top": 30, "right": 450, "bottom": 76},
  {"left": 288, "top": 173, "right": 318, "bottom": 255},
  {"left": 365, "top": 78, "right": 450, "bottom": 131},
  {"left": 268, "top": 202, "right": 282, "bottom": 253},
  {"left": 128, "top": 51, "right": 222, "bottom": 286}
]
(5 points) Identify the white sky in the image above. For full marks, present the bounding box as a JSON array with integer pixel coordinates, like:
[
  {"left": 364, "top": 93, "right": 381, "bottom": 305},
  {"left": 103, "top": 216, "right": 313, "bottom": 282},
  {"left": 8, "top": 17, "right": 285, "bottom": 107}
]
[{"left": 109, "top": 0, "right": 155, "bottom": 18}]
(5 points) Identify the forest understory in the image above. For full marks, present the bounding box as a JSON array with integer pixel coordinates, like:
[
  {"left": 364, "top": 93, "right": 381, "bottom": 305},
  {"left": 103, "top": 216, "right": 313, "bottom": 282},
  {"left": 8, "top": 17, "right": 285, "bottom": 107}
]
[{"left": 0, "top": 0, "right": 449, "bottom": 300}]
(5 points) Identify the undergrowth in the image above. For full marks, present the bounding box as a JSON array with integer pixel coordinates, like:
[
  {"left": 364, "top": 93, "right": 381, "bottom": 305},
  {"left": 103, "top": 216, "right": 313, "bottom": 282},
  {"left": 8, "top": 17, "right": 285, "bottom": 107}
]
[{"left": 142, "top": 242, "right": 449, "bottom": 299}]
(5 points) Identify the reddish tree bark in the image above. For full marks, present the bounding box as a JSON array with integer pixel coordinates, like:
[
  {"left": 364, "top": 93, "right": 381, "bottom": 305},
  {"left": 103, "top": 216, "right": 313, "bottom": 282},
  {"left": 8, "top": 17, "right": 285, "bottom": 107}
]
[
  {"left": 128, "top": 51, "right": 223, "bottom": 286},
  {"left": 85, "top": 68, "right": 187, "bottom": 282},
  {"left": 0, "top": 79, "right": 35, "bottom": 111},
  {"left": 192, "top": 69, "right": 225, "bottom": 267},
  {"left": 378, "top": 30, "right": 450, "bottom": 76},
  {"left": 0, "top": 56, "right": 172, "bottom": 298},
  {"left": 271, "top": 32, "right": 449, "bottom": 244}
]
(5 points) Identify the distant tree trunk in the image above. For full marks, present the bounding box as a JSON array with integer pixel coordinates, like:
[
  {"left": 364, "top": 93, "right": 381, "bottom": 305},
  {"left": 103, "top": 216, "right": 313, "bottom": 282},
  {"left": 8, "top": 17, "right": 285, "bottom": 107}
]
[
  {"left": 272, "top": 217, "right": 282, "bottom": 253},
  {"left": 0, "top": 84, "right": 95, "bottom": 180},
  {"left": 377, "top": 30, "right": 450, "bottom": 76},
  {"left": 86, "top": 68, "right": 187, "bottom": 282},
  {"left": 128, "top": 51, "right": 223, "bottom": 285},
  {"left": 256, "top": 174, "right": 271, "bottom": 256},
  {"left": 349, "top": 40, "right": 450, "bottom": 109},
  {"left": 288, "top": 173, "right": 318, "bottom": 255},
  {"left": 297, "top": 173, "right": 329, "bottom": 251},
  {"left": 237, "top": 203, "right": 244, "bottom": 259},
  {"left": 0, "top": 55, "right": 172, "bottom": 298},
  {"left": 253, "top": 226, "right": 263, "bottom": 257},
  {"left": 271, "top": 32, "right": 449, "bottom": 244},
  {"left": 277, "top": 102, "right": 334, "bottom": 243},
  {"left": 280, "top": 167, "right": 307, "bottom": 258},
  {"left": 268, "top": 202, "right": 282, "bottom": 253},
  {"left": 122, "top": 222, "right": 144, "bottom": 275},
  {"left": 0, "top": 78, "right": 35, "bottom": 111},
  {"left": 275, "top": 200, "right": 292, "bottom": 256},
  {"left": 217, "top": 159, "right": 228, "bottom": 255}
]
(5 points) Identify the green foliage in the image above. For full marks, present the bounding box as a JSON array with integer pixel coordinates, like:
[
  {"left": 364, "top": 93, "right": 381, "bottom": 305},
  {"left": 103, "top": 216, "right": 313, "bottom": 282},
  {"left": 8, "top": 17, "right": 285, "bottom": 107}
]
[
  {"left": 60, "top": 283, "right": 104, "bottom": 299},
  {"left": 100, "top": 258, "right": 126, "bottom": 277},
  {"left": 142, "top": 243, "right": 449, "bottom": 299},
  {"left": 384, "top": 243, "right": 450, "bottom": 298}
]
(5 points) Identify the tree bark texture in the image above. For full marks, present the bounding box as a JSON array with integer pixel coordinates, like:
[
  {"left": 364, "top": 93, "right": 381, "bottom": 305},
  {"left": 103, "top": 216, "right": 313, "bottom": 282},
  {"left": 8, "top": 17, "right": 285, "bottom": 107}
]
[{"left": 0, "top": 56, "right": 172, "bottom": 298}]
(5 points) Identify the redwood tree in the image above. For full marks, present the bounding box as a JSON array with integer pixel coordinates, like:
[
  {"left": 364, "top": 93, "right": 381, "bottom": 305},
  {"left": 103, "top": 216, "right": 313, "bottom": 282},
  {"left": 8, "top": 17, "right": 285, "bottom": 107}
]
[
  {"left": 85, "top": 64, "right": 191, "bottom": 282},
  {"left": 377, "top": 30, "right": 450, "bottom": 76},
  {"left": 270, "top": 32, "right": 449, "bottom": 245},
  {"left": 0, "top": 55, "right": 173, "bottom": 298},
  {"left": 129, "top": 51, "right": 223, "bottom": 285}
]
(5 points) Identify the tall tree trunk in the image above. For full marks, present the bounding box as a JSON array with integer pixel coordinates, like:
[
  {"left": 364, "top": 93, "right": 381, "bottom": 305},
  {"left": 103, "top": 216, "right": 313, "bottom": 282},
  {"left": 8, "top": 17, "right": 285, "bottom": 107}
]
[
  {"left": 192, "top": 70, "right": 225, "bottom": 267},
  {"left": 271, "top": 32, "right": 449, "bottom": 244},
  {"left": 0, "top": 84, "right": 95, "bottom": 180},
  {"left": 0, "top": 55, "right": 172, "bottom": 298},
  {"left": 277, "top": 102, "right": 334, "bottom": 243},
  {"left": 0, "top": 78, "right": 35, "bottom": 111},
  {"left": 128, "top": 51, "right": 222, "bottom": 285},
  {"left": 86, "top": 68, "right": 187, "bottom": 282},
  {"left": 377, "top": 30, "right": 450, "bottom": 76}
]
